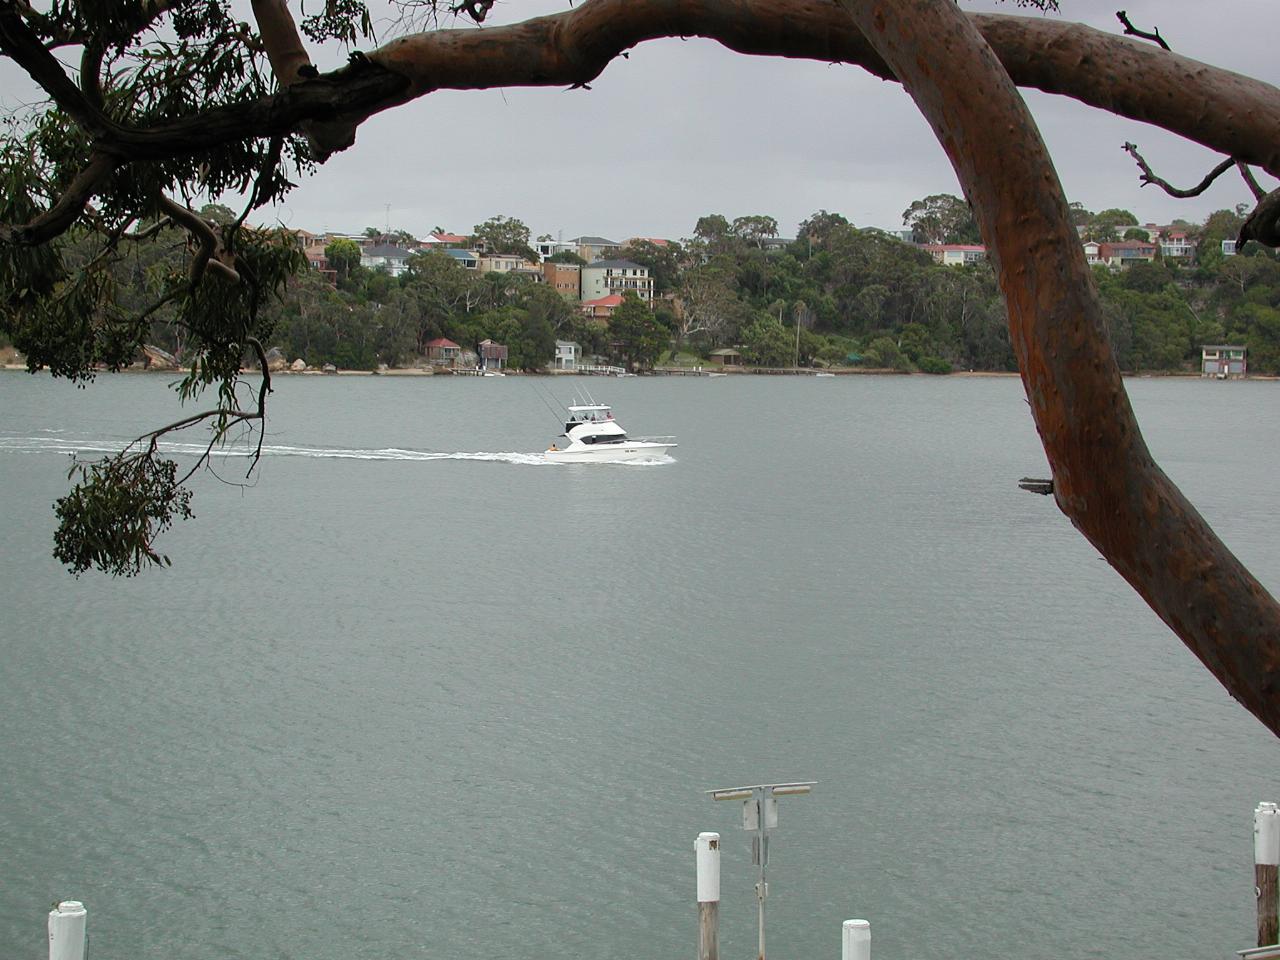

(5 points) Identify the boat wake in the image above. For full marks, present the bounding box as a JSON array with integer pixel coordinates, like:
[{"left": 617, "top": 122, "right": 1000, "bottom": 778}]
[{"left": 0, "top": 434, "right": 672, "bottom": 466}]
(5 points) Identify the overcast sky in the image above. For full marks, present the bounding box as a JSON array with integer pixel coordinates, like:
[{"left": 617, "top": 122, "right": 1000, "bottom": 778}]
[{"left": 7, "top": 2, "right": 1278, "bottom": 242}]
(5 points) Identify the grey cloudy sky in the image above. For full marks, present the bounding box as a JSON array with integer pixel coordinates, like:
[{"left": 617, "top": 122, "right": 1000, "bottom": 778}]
[
  {"left": 267, "top": 1, "right": 1279, "bottom": 242},
  {"left": 4, "top": 2, "right": 1276, "bottom": 241}
]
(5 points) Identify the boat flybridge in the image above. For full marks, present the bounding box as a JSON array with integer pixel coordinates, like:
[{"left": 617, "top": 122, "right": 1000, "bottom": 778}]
[{"left": 545, "top": 403, "right": 676, "bottom": 462}]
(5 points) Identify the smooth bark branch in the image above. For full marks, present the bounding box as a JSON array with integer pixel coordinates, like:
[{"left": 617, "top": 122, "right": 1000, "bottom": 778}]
[
  {"left": 836, "top": 0, "right": 1280, "bottom": 736},
  {"left": 0, "top": 152, "right": 116, "bottom": 245},
  {"left": 365, "top": 3, "right": 1280, "bottom": 178},
  {"left": 249, "top": 0, "right": 314, "bottom": 85}
]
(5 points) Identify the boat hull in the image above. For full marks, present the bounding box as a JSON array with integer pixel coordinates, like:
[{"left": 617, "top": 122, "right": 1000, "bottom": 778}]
[{"left": 545, "top": 442, "right": 675, "bottom": 463}]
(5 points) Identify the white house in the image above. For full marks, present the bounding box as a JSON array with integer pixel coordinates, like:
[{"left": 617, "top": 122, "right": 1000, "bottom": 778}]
[
  {"left": 360, "top": 243, "right": 415, "bottom": 277},
  {"left": 554, "top": 340, "right": 579, "bottom": 371},
  {"left": 921, "top": 244, "right": 986, "bottom": 266},
  {"left": 580, "top": 259, "right": 653, "bottom": 303}
]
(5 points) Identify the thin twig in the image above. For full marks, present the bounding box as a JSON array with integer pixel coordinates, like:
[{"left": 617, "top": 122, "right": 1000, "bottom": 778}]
[
  {"left": 1123, "top": 141, "right": 1232, "bottom": 197},
  {"left": 1116, "top": 11, "right": 1170, "bottom": 51},
  {"left": 1237, "top": 162, "right": 1268, "bottom": 202}
]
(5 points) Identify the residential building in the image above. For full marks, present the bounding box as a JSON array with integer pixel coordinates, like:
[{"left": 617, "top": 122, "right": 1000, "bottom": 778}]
[
  {"left": 1098, "top": 240, "right": 1157, "bottom": 268},
  {"left": 425, "top": 337, "right": 462, "bottom": 367},
  {"left": 442, "top": 248, "right": 479, "bottom": 269},
  {"left": 581, "top": 259, "right": 654, "bottom": 303},
  {"left": 1082, "top": 241, "right": 1103, "bottom": 266},
  {"left": 1158, "top": 229, "right": 1196, "bottom": 259},
  {"left": 479, "top": 339, "right": 508, "bottom": 371},
  {"left": 361, "top": 243, "right": 415, "bottom": 277},
  {"left": 543, "top": 262, "right": 581, "bottom": 300},
  {"left": 1222, "top": 239, "right": 1238, "bottom": 256},
  {"left": 921, "top": 244, "right": 987, "bottom": 266},
  {"left": 477, "top": 253, "right": 537, "bottom": 274},
  {"left": 581, "top": 293, "right": 624, "bottom": 320},
  {"left": 554, "top": 340, "right": 579, "bottom": 371},
  {"left": 535, "top": 238, "right": 579, "bottom": 261},
  {"left": 1201, "top": 344, "right": 1247, "bottom": 378},
  {"left": 424, "top": 231, "right": 470, "bottom": 248},
  {"left": 573, "top": 235, "right": 620, "bottom": 263}
]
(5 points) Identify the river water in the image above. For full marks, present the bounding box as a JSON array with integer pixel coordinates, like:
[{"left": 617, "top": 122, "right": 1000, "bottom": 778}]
[{"left": 2, "top": 369, "right": 1279, "bottom": 960}]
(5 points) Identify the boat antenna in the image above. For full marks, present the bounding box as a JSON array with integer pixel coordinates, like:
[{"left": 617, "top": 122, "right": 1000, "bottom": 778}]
[{"left": 527, "top": 380, "right": 571, "bottom": 426}]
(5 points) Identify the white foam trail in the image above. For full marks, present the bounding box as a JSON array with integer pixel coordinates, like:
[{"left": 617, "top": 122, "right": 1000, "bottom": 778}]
[{"left": 0, "top": 434, "right": 672, "bottom": 466}]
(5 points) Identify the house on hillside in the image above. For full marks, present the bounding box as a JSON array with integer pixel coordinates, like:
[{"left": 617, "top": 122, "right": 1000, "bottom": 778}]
[
  {"left": 424, "top": 231, "right": 470, "bottom": 248},
  {"left": 477, "top": 253, "right": 537, "bottom": 275},
  {"left": 921, "top": 244, "right": 986, "bottom": 266},
  {"left": 442, "top": 249, "right": 479, "bottom": 270},
  {"left": 543, "top": 262, "right": 581, "bottom": 300},
  {"left": 581, "top": 294, "right": 623, "bottom": 320},
  {"left": 1201, "top": 344, "right": 1247, "bottom": 378},
  {"left": 581, "top": 259, "right": 653, "bottom": 303},
  {"left": 1098, "top": 240, "right": 1157, "bottom": 268},
  {"left": 425, "top": 337, "right": 462, "bottom": 368},
  {"left": 554, "top": 340, "right": 579, "bottom": 371},
  {"left": 535, "top": 238, "right": 579, "bottom": 261},
  {"left": 573, "top": 236, "right": 621, "bottom": 263},
  {"left": 361, "top": 243, "right": 416, "bottom": 277}
]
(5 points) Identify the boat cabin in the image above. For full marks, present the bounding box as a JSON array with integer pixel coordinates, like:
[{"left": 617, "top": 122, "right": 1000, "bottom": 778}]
[{"left": 565, "top": 404, "right": 615, "bottom": 431}]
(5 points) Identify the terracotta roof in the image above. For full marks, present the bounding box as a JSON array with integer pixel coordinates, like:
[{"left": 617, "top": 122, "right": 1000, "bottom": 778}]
[
  {"left": 425, "top": 337, "right": 461, "bottom": 348},
  {"left": 582, "top": 294, "right": 624, "bottom": 307}
]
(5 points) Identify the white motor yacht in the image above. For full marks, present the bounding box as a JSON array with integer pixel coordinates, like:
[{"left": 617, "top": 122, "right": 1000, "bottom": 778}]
[{"left": 545, "top": 404, "right": 676, "bottom": 462}]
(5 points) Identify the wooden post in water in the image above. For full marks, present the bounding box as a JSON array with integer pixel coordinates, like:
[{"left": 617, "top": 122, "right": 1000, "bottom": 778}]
[
  {"left": 1257, "top": 802, "right": 1280, "bottom": 947},
  {"left": 842, "top": 919, "right": 870, "bottom": 960},
  {"left": 696, "top": 831, "right": 720, "bottom": 960},
  {"left": 48, "top": 901, "right": 87, "bottom": 960}
]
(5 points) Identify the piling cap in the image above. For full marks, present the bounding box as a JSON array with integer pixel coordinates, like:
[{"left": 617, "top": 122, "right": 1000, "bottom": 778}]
[{"left": 51, "top": 902, "right": 86, "bottom": 917}]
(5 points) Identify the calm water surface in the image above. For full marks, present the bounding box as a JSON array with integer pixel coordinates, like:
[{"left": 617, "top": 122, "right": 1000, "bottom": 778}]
[{"left": 2, "top": 370, "right": 1279, "bottom": 960}]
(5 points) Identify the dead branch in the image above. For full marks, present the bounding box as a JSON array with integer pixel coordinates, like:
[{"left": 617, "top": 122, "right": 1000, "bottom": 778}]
[
  {"left": 1238, "top": 162, "right": 1268, "bottom": 202},
  {"left": 1116, "top": 10, "right": 1170, "bottom": 51},
  {"left": 1122, "top": 142, "right": 1233, "bottom": 198}
]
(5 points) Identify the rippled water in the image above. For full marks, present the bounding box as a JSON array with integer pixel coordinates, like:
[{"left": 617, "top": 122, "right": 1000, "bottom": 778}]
[{"left": 2, "top": 370, "right": 1279, "bottom": 960}]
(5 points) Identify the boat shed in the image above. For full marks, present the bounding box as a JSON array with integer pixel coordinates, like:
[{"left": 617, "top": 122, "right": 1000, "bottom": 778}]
[
  {"left": 1201, "top": 344, "right": 1247, "bottom": 378},
  {"left": 479, "top": 339, "right": 508, "bottom": 371},
  {"left": 709, "top": 348, "right": 743, "bottom": 366}
]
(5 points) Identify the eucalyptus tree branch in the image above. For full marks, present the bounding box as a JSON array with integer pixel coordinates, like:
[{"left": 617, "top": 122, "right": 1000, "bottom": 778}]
[
  {"left": 233, "top": 136, "right": 285, "bottom": 233},
  {"left": 1121, "top": 141, "right": 1233, "bottom": 198},
  {"left": 1116, "top": 10, "right": 1171, "bottom": 51},
  {"left": 1240, "top": 190, "right": 1280, "bottom": 249},
  {"left": 156, "top": 195, "right": 241, "bottom": 287},
  {"left": 79, "top": 39, "right": 105, "bottom": 109},
  {"left": 7, "top": 1, "right": 1280, "bottom": 252},
  {"left": 837, "top": 0, "right": 1280, "bottom": 739},
  {"left": 0, "top": 5, "right": 112, "bottom": 135},
  {"left": 249, "top": 0, "right": 315, "bottom": 85},
  {"left": 1238, "top": 162, "right": 1268, "bottom": 202},
  {"left": 0, "top": 151, "right": 116, "bottom": 246}
]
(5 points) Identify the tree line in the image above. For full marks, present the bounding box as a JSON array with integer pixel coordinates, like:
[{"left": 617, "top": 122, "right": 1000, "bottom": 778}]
[{"left": 250, "top": 201, "right": 1280, "bottom": 375}]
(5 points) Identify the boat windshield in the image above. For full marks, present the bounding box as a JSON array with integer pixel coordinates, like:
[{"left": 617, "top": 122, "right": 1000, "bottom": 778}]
[{"left": 567, "top": 405, "right": 613, "bottom": 424}]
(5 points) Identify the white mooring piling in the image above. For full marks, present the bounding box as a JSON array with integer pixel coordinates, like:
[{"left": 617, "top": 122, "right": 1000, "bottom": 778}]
[
  {"left": 1256, "top": 802, "right": 1280, "bottom": 947},
  {"left": 842, "top": 919, "right": 870, "bottom": 960},
  {"left": 48, "top": 901, "right": 87, "bottom": 960},
  {"left": 696, "top": 831, "right": 720, "bottom": 960}
]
